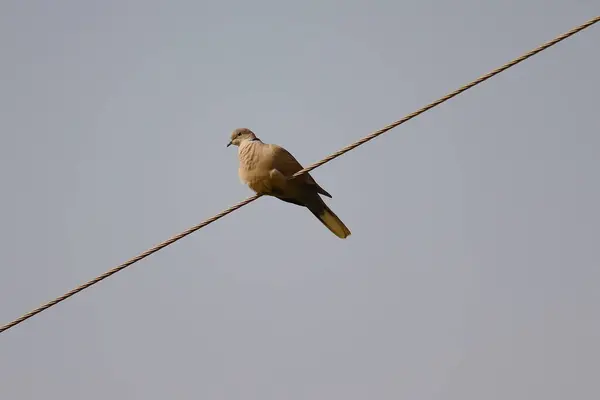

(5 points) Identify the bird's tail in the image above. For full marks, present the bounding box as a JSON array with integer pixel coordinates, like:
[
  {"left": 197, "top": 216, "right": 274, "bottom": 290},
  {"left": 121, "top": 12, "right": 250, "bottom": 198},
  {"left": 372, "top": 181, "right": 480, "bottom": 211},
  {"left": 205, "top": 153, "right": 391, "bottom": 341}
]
[{"left": 308, "top": 201, "right": 351, "bottom": 239}]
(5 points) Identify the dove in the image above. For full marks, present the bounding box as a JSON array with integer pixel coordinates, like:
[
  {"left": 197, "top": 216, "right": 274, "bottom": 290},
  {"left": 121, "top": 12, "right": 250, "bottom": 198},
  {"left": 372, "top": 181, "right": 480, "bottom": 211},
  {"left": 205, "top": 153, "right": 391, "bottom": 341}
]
[{"left": 227, "top": 128, "right": 351, "bottom": 239}]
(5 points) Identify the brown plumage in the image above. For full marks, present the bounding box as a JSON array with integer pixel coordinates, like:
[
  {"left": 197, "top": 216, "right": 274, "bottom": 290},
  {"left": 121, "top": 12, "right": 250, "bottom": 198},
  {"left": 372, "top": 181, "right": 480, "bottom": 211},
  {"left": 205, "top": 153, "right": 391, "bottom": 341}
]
[{"left": 227, "top": 128, "right": 351, "bottom": 239}]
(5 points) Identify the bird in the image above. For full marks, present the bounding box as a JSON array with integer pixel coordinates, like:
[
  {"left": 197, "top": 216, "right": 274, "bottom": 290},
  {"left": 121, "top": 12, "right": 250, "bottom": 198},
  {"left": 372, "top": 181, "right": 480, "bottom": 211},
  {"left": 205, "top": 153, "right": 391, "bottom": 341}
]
[{"left": 227, "top": 128, "right": 351, "bottom": 239}]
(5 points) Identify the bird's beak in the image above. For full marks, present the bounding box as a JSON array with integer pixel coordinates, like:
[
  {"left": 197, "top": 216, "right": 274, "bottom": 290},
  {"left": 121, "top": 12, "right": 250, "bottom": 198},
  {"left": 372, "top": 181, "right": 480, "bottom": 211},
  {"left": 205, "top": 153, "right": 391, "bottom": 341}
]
[{"left": 226, "top": 141, "right": 232, "bottom": 148}]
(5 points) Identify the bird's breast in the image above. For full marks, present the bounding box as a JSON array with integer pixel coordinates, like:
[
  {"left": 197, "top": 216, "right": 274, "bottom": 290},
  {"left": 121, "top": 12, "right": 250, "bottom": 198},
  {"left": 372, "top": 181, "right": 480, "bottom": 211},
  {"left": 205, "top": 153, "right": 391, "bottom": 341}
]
[{"left": 238, "top": 142, "right": 272, "bottom": 194}]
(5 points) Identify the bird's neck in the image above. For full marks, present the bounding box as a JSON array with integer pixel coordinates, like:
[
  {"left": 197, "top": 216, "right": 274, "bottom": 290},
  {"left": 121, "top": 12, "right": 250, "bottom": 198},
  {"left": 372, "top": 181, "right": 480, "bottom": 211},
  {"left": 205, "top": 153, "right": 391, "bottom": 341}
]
[
  {"left": 238, "top": 138, "right": 261, "bottom": 154},
  {"left": 240, "top": 137, "right": 261, "bottom": 147}
]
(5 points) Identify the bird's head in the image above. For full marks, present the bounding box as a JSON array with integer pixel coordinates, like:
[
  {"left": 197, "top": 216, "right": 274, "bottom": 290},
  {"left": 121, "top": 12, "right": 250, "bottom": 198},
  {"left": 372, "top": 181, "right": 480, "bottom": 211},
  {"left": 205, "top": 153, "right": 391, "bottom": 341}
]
[{"left": 227, "top": 128, "right": 257, "bottom": 147}]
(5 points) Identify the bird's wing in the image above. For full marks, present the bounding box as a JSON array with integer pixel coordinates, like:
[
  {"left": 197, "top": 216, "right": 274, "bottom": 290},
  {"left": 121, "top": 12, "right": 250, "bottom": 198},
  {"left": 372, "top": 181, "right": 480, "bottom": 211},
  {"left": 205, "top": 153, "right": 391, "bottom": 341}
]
[{"left": 269, "top": 144, "right": 332, "bottom": 198}]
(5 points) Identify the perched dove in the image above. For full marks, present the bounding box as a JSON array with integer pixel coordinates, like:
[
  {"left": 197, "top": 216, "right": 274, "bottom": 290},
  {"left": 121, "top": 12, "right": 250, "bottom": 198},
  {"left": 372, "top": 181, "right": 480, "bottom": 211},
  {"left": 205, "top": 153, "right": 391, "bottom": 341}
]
[{"left": 227, "top": 128, "right": 351, "bottom": 239}]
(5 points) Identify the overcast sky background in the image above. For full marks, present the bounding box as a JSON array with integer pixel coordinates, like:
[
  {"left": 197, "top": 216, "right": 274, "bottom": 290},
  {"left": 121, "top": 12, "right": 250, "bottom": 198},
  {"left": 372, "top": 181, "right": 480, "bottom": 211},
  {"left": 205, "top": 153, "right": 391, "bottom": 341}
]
[{"left": 1, "top": 1, "right": 598, "bottom": 399}]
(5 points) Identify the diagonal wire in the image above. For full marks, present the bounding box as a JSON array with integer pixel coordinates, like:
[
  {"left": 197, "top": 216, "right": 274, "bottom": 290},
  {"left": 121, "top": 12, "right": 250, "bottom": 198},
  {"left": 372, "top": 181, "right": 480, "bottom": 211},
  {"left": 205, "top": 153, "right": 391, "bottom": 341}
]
[
  {"left": 1, "top": 15, "right": 598, "bottom": 335},
  {"left": 292, "top": 16, "right": 600, "bottom": 179}
]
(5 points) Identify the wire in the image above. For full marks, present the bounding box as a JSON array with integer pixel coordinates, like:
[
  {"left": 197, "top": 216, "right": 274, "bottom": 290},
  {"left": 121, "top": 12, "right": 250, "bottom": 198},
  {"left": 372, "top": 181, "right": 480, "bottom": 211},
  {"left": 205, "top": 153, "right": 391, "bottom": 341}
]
[{"left": 1, "top": 15, "right": 598, "bottom": 335}]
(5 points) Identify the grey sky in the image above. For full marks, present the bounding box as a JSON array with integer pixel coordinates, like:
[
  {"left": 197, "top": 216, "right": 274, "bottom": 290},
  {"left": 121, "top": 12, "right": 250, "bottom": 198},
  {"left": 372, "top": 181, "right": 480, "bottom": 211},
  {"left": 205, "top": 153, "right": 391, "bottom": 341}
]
[{"left": 1, "top": 1, "right": 598, "bottom": 399}]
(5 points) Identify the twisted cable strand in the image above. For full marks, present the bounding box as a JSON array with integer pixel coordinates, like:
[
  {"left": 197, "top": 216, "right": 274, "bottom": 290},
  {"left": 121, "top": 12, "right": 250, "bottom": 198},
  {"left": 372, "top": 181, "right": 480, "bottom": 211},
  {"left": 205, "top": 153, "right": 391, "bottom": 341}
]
[
  {"left": 1, "top": 15, "right": 598, "bottom": 335},
  {"left": 292, "top": 16, "right": 600, "bottom": 178}
]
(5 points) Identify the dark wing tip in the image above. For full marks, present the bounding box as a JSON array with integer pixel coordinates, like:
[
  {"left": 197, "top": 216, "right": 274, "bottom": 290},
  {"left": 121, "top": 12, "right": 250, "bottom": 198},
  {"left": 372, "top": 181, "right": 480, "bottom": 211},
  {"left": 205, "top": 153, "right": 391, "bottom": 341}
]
[{"left": 319, "top": 188, "right": 333, "bottom": 198}]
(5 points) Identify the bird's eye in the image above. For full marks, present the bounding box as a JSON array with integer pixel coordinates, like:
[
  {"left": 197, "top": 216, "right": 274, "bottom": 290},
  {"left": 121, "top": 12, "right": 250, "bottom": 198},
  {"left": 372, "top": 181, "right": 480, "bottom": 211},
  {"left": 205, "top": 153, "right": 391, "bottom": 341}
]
[{"left": 237, "top": 132, "right": 242, "bottom": 136}]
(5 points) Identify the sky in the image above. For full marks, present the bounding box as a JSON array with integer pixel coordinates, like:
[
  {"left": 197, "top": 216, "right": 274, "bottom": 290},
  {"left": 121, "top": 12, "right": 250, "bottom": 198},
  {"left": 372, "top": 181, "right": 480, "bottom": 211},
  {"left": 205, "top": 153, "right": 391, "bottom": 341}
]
[{"left": 0, "top": 1, "right": 598, "bottom": 399}]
